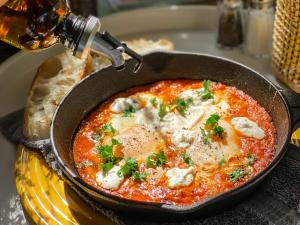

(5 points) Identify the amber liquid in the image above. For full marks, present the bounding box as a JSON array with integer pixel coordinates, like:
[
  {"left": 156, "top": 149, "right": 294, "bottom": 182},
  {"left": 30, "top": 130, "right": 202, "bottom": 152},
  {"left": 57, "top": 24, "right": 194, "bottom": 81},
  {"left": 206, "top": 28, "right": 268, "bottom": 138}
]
[{"left": 0, "top": 0, "right": 69, "bottom": 50}]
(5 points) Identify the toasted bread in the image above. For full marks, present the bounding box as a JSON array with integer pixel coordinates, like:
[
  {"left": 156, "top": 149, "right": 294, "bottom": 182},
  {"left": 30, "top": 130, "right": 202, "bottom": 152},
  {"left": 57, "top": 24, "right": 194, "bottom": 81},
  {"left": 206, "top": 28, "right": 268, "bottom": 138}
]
[{"left": 23, "top": 39, "right": 174, "bottom": 140}]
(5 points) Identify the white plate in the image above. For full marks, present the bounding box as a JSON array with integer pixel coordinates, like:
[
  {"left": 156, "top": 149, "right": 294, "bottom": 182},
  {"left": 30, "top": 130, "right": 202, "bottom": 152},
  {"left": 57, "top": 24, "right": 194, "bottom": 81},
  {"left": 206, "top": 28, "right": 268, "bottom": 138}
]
[{"left": 0, "top": 5, "right": 277, "bottom": 224}]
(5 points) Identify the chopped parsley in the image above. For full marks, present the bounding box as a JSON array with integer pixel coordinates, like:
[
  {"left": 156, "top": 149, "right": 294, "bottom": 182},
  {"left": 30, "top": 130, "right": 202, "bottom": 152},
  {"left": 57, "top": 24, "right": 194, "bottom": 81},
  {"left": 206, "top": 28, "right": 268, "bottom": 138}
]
[
  {"left": 117, "top": 157, "right": 138, "bottom": 177},
  {"left": 200, "top": 128, "right": 210, "bottom": 145},
  {"left": 96, "top": 138, "right": 121, "bottom": 172},
  {"left": 182, "top": 153, "right": 193, "bottom": 166},
  {"left": 122, "top": 104, "right": 137, "bottom": 117},
  {"left": 102, "top": 123, "right": 117, "bottom": 135},
  {"left": 100, "top": 161, "right": 114, "bottom": 172},
  {"left": 150, "top": 97, "right": 158, "bottom": 108},
  {"left": 200, "top": 114, "right": 225, "bottom": 144},
  {"left": 246, "top": 155, "right": 255, "bottom": 166},
  {"left": 173, "top": 97, "right": 193, "bottom": 116},
  {"left": 219, "top": 158, "right": 226, "bottom": 166},
  {"left": 132, "top": 171, "right": 147, "bottom": 182},
  {"left": 146, "top": 150, "right": 167, "bottom": 168},
  {"left": 212, "top": 126, "right": 225, "bottom": 138},
  {"left": 158, "top": 102, "right": 168, "bottom": 118},
  {"left": 228, "top": 168, "right": 249, "bottom": 183},
  {"left": 199, "top": 80, "right": 214, "bottom": 100}
]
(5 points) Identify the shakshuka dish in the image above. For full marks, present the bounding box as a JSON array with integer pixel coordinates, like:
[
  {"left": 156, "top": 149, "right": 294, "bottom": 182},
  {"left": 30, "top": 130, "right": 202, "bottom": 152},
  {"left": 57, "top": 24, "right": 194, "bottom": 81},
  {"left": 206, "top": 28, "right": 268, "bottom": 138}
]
[{"left": 73, "top": 80, "right": 276, "bottom": 205}]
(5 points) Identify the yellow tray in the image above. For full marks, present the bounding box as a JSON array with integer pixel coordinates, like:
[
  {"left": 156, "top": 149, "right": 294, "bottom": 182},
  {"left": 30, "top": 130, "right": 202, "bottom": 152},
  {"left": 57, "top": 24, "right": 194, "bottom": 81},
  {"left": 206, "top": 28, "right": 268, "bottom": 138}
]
[{"left": 15, "top": 145, "right": 114, "bottom": 225}]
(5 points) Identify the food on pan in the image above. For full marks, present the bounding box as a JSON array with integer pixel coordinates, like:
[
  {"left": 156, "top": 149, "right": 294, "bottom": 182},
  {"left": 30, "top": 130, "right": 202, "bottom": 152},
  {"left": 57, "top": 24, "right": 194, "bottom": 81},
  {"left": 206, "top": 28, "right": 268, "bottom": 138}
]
[
  {"left": 23, "top": 39, "right": 174, "bottom": 141},
  {"left": 73, "top": 80, "right": 276, "bottom": 205}
]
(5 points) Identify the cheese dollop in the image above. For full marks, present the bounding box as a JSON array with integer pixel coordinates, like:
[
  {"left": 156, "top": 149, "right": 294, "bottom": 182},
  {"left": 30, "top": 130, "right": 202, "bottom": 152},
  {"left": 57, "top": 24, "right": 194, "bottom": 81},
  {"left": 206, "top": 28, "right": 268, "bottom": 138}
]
[
  {"left": 111, "top": 97, "right": 139, "bottom": 113},
  {"left": 171, "top": 130, "right": 194, "bottom": 148},
  {"left": 165, "top": 167, "right": 194, "bottom": 188},
  {"left": 96, "top": 165, "right": 124, "bottom": 190},
  {"left": 231, "top": 117, "right": 265, "bottom": 139}
]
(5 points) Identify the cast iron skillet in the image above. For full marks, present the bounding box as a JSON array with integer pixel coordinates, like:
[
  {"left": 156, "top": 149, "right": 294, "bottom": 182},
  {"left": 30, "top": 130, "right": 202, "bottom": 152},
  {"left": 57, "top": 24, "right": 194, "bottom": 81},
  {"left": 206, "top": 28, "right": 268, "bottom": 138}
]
[{"left": 50, "top": 51, "right": 300, "bottom": 216}]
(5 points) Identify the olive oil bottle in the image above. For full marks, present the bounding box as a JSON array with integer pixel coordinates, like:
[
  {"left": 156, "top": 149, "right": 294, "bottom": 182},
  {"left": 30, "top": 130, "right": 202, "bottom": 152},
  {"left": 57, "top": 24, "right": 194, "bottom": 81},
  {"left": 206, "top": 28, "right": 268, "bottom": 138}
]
[{"left": 0, "top": 0, "right": 142, "bottom": 71}]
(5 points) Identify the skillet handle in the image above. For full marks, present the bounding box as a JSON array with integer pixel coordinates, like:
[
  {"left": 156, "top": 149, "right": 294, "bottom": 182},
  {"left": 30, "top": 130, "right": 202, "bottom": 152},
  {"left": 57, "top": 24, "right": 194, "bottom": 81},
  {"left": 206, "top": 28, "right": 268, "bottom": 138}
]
[{"left": 279, "top": 88, "right": 300, "bottom": 132}]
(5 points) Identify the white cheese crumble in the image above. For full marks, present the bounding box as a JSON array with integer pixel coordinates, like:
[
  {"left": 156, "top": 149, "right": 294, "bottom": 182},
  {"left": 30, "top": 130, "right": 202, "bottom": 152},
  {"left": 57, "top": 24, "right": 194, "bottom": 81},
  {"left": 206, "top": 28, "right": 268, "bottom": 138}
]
[
  {"left": 111, "top": 98, "right": 139, "bottom": 113},
  {"left": 165, "top": 167, "right": 194, "bottom": 188},
  {"left": 171, "top": 130, "right": 194, "bottom": 148},
  {"left": 96, "top": 165, "right": 124, "bottom": 190},
  {"left": 231, "top": 117, "right": 265, "bottom": 139}
]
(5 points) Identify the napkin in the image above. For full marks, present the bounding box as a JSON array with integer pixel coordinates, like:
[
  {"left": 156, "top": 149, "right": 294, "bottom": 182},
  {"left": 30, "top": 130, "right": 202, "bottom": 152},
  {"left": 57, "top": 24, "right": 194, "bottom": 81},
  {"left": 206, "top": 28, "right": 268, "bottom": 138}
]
[{"left": 1, "top": 111, "right": 300, "bottom": 225}]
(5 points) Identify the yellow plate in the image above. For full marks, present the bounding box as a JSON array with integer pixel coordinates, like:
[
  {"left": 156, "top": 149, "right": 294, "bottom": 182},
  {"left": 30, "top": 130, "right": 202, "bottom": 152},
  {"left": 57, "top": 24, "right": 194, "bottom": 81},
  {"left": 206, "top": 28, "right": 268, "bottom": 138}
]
[{"left": 15, "top": 145, "right": 114, "bottom": 225}]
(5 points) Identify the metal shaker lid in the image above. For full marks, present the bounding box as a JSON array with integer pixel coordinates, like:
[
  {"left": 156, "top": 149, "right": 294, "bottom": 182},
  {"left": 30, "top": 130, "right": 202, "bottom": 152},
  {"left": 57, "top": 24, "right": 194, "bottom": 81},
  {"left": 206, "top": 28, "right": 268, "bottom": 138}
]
[{"left": 250, "top": 0, "right": 274, "bottom": 9}]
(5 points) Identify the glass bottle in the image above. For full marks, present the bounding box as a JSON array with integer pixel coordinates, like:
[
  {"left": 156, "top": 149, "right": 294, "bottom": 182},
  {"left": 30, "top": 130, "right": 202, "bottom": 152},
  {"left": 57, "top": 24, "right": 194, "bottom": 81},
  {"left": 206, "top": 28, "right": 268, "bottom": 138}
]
[
  {"left": 244, "top": 0, "right": 274, "bottom": 58},
  {"left": 216, "top": 0, "right": 244, "bottom": 49},
  {"left": 0, "top": 0, "right": 142, "bottom": 71}
]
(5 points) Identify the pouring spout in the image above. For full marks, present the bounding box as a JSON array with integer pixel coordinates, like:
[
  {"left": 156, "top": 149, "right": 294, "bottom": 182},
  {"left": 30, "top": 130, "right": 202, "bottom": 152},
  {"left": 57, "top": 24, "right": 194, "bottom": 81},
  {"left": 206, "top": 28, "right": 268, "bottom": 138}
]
[{"left": 91, "top": 32, "right": 143, "bottom": 72}]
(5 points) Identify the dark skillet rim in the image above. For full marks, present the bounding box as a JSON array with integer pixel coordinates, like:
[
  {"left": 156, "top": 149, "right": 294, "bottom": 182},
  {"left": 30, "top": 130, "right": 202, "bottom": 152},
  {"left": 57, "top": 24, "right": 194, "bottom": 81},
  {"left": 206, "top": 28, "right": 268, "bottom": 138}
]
[{"left": 50, "top": 51, "right": 293, "bottom": 213}]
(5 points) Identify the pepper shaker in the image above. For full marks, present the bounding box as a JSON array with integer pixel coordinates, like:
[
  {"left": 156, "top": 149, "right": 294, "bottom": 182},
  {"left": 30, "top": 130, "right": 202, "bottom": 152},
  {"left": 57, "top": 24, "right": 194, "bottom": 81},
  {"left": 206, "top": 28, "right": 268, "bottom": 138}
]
[{"left": 216, "top": 0, "right": 244, "bottom": 49}]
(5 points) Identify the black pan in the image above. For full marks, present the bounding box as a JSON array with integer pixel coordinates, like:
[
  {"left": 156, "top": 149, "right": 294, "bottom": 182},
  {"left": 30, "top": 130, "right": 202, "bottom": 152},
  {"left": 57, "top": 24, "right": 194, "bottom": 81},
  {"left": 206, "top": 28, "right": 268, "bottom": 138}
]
[{"left": 50, "top": 51, "right": 300, "bottom": 216}]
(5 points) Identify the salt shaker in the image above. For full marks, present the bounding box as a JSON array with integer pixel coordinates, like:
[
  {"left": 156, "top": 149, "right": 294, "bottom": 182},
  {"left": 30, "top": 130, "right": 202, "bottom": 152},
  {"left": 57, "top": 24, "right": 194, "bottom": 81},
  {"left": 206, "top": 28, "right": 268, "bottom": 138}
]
[
  {"left": 244, "top": 0, "right": 275, "bottom": 58},
  {"left": 216, "top": 0, "right": 244, "bottom": 49}
]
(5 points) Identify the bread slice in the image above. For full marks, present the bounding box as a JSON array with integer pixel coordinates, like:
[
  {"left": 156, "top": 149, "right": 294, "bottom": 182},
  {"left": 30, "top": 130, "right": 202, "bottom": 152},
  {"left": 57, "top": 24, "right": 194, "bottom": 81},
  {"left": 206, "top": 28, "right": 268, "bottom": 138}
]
[{"left": 23, "top": 39, "right": 174, "bottom": 140}]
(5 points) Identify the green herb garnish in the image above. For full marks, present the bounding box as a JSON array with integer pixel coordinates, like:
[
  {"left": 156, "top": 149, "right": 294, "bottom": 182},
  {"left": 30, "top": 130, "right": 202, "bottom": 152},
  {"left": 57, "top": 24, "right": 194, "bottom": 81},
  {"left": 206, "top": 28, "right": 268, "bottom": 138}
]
[
  {"left": 206, "top": 114, "right": 220, "bottom": 127},
  {"left": 219, "top": 158, "right": 226, "bottom": 166},
  {"left": 200, "top": 128, "right": 210, "bottom": 145},
  {"left": 92, "top": 133, "right": 102, "bottom": 142},
  {"left": 182, "top": 153, "right": 193, "bottom": 166},
  {"left": 117, "top": 157, "right": 138, "bottom": 177},
  {"left": 199, "top": 80, "right": 214, "bottom": 100},
  {"left": 96, "top": 145, "right": 116, "bottom": 163},
  {"left": 96, "top": 138, "right": 121, "bottom": 172},
  {"left": 246, "top": 155, "right": 255, "bottom": 166},
  {"left": 150, "top": 97, "right": 158, "bottom": 108},
  {"left": 212, "top": 126, "right": 225, "bottom": 138},
  {"left": 100, "top": 161, "right": 114, "bottom": 172},
  {"left": 158, "top": 102, "right": 168, "bottom": 118},
  {"left": 122, "top": 104, "right": 137, "bottom": 117},
  {"left": 102, "top": 123, "right": 117, "bottom": 135},
  {"left": 111, "top": 138, "right": 121, "bottom": 146},
  {"left": 132, "top": 171, "right": 147, "bottom": 182},
  {"left": 228, "top": 168, "right": 249, "bottom": 183},
  {"left": 146, "top": 150, "right": 167, "bottom": 168},
  {"left": 173, "top": 97, "right": 193, "bottom": 116}
]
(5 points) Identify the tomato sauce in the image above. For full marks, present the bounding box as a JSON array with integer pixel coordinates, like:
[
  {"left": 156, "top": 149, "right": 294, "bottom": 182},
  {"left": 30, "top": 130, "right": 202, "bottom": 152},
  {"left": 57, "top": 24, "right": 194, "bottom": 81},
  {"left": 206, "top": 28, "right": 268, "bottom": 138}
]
[{"left": 73, "top": 80, "right": 276, "bottom": 205}]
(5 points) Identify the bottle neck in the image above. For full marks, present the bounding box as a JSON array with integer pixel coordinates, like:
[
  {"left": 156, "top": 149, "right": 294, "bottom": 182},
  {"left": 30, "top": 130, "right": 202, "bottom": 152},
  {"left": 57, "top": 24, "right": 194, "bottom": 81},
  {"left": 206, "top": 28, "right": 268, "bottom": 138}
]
[{"left": 58, "top": 13, "right": 101, "bottom": 59}]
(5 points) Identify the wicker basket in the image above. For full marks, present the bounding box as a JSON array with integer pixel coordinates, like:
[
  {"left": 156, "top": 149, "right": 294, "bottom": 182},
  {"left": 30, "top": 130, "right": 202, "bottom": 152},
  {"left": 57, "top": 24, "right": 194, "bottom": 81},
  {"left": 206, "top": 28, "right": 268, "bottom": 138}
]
[{"left": 272, "top": 0, "right": 300, "bottom": 92}]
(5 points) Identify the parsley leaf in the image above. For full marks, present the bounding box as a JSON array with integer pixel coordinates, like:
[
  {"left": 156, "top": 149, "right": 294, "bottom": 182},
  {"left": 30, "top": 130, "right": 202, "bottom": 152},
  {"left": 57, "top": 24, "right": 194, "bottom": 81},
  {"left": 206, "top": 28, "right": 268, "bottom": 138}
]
[
  {"left": 111, "top": 138, "right": 121, "bottom": 146},
  {"left": 102, "top": 123, "right": 117, "bottom": 135},
  {"left": 132, "top": 171, "right": 147, "bottom": 182},
  {"left": 173, "top": 98, "right": 193, "bottom": 116},
  {"left": 212, "top": 126, "right": 225, "bottom": 138},
  {"left": 96, "top": 145, "right": 115, "bottom": 162},
  {"left": 100, "top": 161, "right": 114, "bottom": 172},
  {"left": 182, "top": 153, "right": 193, "bottom": 166},
  {"left": 150, "top": 97, "right": 158, "bottom": 108},
  {"left": 199, "top": 80, "right": 214, "bottom": 100},
  {"left": 122, "top": 104, "right": 137, "bottom": 117},
  {"left": 206, "top": 114, "right": 220, "bottom": 127},
  {"left": 146, "top": 150, "right": 167, "bottom": 168},
  {"left": 246, "top": 155, "right": 255, "bottom": 166},
  {"left": 228, "top": 168, "right": 249, "bottom": 183},
  {"left": 117, "top": 157, "right": 138, "bottom": 177},
  {"left": 219, "top": 158, "right": 226, "bottom": 166},
  {"left": 158, "top": 102, "right": 168, "bottom": 118},
  {"left": 200, "top": 128, "right": 210, "bottom": 145}
]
